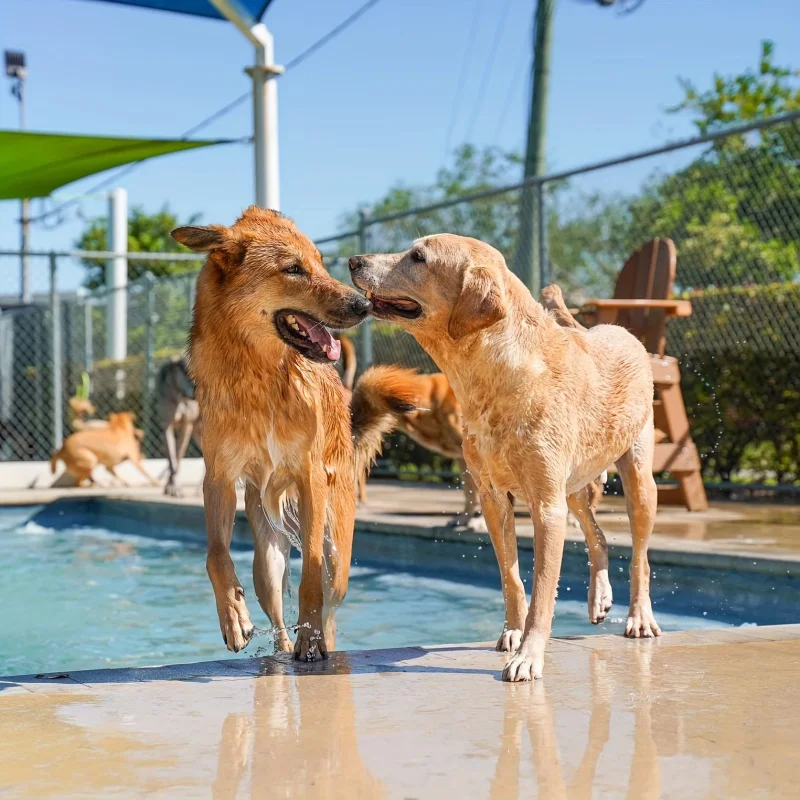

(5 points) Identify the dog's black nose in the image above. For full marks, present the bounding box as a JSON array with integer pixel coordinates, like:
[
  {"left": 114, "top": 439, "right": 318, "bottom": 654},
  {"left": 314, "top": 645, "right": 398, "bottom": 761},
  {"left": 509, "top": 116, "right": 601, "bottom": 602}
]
[
  {"left": 349, "top": 294, "right": 372, "bottom": 316},
  {"left": 349, "top": 256, "right": 364, "bottom": 272}
]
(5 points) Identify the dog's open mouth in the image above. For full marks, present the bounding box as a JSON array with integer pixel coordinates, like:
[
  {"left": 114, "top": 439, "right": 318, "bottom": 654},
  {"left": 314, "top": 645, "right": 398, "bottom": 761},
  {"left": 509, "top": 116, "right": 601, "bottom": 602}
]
[
  {"left": 363, "top": 291, "right": 422, "bottom": 319},
  {"left": 274, "top": 310, "right": 341, "bottom": 362}
]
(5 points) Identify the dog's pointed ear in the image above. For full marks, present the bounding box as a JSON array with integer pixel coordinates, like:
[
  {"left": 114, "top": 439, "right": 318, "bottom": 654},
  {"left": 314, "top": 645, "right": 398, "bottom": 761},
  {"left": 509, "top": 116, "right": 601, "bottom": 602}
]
[
  {"left": 172, "top": 225, "right": 245, "bottom": 269},
  {"left": 171, "top": 225, "right": 228, "bottom": 252},
  {"left": 448, "top": 266, "right": 506, "bottom": 340}
]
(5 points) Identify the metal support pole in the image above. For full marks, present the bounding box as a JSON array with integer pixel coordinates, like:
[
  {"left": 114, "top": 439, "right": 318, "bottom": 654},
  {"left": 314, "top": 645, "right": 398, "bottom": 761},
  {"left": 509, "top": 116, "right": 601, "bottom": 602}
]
[
  {"left": 83, "top": 295, "right": 93, "bottom": 378},
  {"left": 248, "top": 27, "right": 282, "bottom": 209},
  {"left": 357, "top": 210, "right": 373, "bottom": 371},
  {"left": 536, "top": 181, "right": 548, "bottom": 289},
  {"left": 142, "top": 273, "right": 156, "bottom": 457},
  {"left": 106, "top": 187, "right": 128, "bottom": 361},
  {"left": 208, "top": 2, "right": 283, "bottom": 209},
  {"left": 49, "top": 252, "right": 63, "bottom": 449},
  {"left": 513, "top": 0, "right": 555, "bottom": 297},
  {"left": 16, "top": 66, "right": 30, "bottom": 303}
]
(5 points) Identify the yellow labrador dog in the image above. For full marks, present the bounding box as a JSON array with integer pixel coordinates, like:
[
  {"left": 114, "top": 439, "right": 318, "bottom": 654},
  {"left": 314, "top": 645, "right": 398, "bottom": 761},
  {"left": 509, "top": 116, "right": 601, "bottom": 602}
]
[{"left": 349, "top": 235, "right": 660, "bottom": 681}]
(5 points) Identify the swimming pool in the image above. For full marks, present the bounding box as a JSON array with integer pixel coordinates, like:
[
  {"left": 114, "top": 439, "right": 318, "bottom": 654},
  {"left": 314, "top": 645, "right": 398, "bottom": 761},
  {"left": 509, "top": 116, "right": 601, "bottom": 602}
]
[{"left": 1, "top": 500, "right": 793, "bottom": 676}]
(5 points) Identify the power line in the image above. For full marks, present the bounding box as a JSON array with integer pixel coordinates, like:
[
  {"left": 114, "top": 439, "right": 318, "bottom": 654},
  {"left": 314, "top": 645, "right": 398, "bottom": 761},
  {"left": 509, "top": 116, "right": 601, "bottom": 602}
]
[
  {"left": 462, "top": 0, "right": 514, "bottom": 144},
  {"left": 442, "top": 0, "right": 482, "bottom": 158},
  {"left": 492, "top": 33, "right": 531, "bottom": 143},
  {"left": 283, "top": 0, "right": 384, "bottom": 72},
  {"left": 30, "top": 0, "right": 386, "bottom": 226}
]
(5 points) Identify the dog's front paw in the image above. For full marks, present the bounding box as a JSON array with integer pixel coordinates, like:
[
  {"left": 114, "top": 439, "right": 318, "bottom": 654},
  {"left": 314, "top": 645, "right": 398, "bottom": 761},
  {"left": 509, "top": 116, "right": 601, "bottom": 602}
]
[
  {"left": 502, "top": 648, "right": 544, "bottom": 682},
  {"left": 588, "top": 568, "right": 613, "bottom": 624},
  {"left": 625, "top": 598, "right": 661, "bottom": 639},
  {"left": 218, "top": 591, "right": 254, "bottom": 653},
  {"left": 164, "top": 481, "right": 183, "bottom": 498},
  {"left": 496, "top": 628, "right": 522, "bottom": 652},
  {"left": 294, "top": 624, "right": 327, "bottom": 662}
]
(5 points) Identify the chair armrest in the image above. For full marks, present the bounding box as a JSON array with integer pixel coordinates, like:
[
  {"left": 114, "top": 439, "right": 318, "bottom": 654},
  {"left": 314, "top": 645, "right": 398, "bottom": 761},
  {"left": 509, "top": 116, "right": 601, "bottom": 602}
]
[{"left": 580, "top": 299, "right": 692, "bottom": 318}]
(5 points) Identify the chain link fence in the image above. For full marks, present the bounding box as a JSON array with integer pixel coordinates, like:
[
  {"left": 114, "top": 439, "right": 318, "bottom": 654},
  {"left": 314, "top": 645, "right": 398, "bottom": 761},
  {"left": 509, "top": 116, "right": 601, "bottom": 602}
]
[{"left": 1, "top": 112, "right": 798, "bottom": 484}]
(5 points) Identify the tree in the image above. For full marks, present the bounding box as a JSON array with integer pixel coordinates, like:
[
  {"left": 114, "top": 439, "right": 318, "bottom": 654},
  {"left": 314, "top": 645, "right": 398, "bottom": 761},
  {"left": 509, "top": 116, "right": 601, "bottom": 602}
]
[
  {"left": 621, "top": 41, "right": 800, "bottom": 289},
  {"left": 77, "top": 205, "right": 204, "bottom": 289}
]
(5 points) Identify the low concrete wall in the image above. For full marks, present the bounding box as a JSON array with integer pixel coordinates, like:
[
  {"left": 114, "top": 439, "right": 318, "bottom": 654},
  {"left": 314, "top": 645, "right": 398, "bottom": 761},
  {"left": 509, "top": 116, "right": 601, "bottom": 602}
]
[{"left": 0, "top": 457, "right": 205, "bottom": 490}]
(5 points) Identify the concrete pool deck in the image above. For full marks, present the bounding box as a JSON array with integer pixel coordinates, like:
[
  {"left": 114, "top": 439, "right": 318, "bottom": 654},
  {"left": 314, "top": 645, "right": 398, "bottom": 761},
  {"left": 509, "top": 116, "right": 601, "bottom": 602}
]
[
  {"left": 2, "top": 484, "right": 799, "bottom": 796},
  {"left": 2, "top": 626, "right": 799, "bottom": 798}
]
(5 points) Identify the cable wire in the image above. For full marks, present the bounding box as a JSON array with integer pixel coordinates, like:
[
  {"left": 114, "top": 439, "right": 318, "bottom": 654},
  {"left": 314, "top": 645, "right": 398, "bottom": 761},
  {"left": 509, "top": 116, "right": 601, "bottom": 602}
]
[
  {"left": 442, "top": 0, "right": 482, "bottom": 158},
  {"left": 462, "top": 0, "right": 514, "bottom": 144}
]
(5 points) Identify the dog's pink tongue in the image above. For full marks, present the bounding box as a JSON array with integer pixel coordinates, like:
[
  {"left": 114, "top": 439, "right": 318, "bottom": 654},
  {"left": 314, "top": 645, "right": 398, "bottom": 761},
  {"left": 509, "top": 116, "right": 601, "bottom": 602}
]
[
  {"left": 300, "top": 315, "right": 341, "bottom": 361},
  {"left": 327, "top": 338, "right": 342, "bottom": 361}
]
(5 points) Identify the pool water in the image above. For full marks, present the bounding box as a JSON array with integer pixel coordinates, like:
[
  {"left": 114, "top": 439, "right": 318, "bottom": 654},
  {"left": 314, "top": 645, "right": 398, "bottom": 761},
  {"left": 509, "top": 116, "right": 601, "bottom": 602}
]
[{"left": 0, "top": 504, "right": 741, "bottom": 676}]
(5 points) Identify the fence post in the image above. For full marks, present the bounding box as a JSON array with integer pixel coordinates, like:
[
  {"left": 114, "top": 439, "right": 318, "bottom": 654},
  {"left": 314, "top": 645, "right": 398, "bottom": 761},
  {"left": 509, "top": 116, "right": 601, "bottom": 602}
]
[
  {"left": 49, "top": 252, "right": 63, "bottom": 450},
  {"left": 357, "top": 210, "right": 373, "bottom": 371},
  {"left": 83, "top": 293, "right": 93, "bottom": 379},
  {"left": 537, "top": 181, "right": 548, "bottom": 290},
  {"left": 142, "top": 272, "right": 156, "bottom": 458}
]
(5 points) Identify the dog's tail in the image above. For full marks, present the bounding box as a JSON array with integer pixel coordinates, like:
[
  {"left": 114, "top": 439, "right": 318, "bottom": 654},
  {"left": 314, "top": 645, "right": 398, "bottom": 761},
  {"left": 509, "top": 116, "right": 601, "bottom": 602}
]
[
  {"left": 350, "top": 366, "right": 423, "bottom": 485},
  {"left": 340, "top": 336, "right": 357, "bottom": 392},
  {"left": 50, "top": 448, "right": 63, "bottom": 474},
  {"left": 540, "top": 283, "right": 586, "bottom": 331}
]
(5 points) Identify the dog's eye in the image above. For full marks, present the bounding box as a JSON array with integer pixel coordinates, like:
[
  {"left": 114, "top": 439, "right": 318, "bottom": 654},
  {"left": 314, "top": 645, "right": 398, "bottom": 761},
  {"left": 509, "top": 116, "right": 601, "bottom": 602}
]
[
  {"left": 284, "top": 263, "right": 305, "bottom": 276},
  {"left": 410, "top": 249, "right": 425, "bottom": 264}
]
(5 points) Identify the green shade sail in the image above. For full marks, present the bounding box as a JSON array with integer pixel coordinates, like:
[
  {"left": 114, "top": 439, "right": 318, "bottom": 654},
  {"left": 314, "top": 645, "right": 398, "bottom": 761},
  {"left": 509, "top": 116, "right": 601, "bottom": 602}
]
[{"left": 0, "top": 131, "right": 229, "bottom": 200}]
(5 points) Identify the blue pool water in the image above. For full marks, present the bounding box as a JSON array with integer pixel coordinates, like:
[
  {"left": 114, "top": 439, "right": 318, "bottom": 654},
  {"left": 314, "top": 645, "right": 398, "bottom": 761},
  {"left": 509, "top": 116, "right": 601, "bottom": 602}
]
[{"left": 0, "top": 502, "right": 787, "bottom": 676}]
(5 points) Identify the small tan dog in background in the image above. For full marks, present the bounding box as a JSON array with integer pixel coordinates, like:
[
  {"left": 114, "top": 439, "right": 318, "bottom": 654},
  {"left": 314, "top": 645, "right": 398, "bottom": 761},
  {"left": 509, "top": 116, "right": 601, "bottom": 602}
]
[
  {"left": 51, "top": 411, "right": 157, "bottom": 487},
  {"left": 350, "top": 234, "right": 660, "bottom": 682}
]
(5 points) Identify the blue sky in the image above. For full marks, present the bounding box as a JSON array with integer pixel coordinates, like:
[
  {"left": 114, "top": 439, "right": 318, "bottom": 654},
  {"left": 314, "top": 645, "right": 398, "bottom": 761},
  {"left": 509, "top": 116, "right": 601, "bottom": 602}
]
[{"left": 2, "top": 0, "right": 799, "bottom": 293}]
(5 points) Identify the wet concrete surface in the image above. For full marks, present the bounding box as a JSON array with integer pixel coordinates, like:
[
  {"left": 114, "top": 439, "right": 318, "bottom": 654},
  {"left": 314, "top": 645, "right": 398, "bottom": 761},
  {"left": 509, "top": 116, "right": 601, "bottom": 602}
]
[{"left": 2, "top": 626, "right": 799, "bottom": 798}]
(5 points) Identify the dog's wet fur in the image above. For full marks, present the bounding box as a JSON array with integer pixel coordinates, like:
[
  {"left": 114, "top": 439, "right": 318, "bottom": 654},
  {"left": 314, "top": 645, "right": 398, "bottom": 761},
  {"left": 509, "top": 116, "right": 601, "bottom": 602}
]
[
  {"left": 173, "top": 207, "right": 418, "bottom": 660},
  {"left": 350, "top": 234, "right": 660, "bottom": 681}
]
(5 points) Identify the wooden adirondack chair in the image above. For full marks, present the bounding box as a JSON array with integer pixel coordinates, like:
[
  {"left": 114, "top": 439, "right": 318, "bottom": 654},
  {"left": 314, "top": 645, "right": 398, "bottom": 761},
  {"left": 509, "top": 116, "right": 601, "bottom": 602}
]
[{"left": 578, "top": 238, "right": 708, "bottom": 512}]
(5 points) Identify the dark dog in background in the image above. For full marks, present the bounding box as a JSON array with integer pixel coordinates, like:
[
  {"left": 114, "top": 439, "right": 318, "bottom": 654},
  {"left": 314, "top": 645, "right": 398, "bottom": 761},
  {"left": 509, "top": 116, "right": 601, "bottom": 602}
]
[{"left": 157, "top": 357, "right": 202, "bottom": 497}]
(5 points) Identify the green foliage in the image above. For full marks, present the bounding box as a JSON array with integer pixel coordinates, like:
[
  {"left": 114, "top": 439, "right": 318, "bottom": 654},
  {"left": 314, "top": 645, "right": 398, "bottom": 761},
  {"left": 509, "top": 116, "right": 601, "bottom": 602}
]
[
  {"left": 670, "top": 40, "right": 800, "bottom": 134},
  {"left": 77, "top": 205, "right": 204, "bottom": 289},
  {"left": 672, "top": 283, "right": 799, "bottom": 484}
]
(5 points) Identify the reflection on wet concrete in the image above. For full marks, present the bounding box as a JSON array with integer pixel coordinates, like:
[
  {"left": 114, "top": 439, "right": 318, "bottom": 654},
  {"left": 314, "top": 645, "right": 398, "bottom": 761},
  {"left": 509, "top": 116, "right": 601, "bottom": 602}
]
[
  {"left": 2, "top": 629, "right": 799, "bottom": 798},
  {"left": 211, "top": 655, "right": 385, "bottom": 799}
]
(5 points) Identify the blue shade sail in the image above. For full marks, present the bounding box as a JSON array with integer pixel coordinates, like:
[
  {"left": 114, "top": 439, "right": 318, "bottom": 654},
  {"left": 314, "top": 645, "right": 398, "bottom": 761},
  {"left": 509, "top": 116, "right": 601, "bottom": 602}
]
[{"left": 85, "top": 1, "right": 276, "bottom": 21}]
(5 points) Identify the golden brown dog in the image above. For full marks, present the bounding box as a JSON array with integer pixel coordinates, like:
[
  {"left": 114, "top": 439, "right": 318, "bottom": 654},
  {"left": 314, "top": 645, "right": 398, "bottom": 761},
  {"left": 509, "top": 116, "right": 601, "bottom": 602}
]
[
  {"left": 173, "top": 207, "right": 417, "bottom": 661},
  {"left": 350, "top": 234, "right": 660, "bottom": 681},
  {"left": 355, "top": 367, "right": 482, "bottom": 521},
  {"left": 51, "top": 411, "right": 157, "bottom": 487}
]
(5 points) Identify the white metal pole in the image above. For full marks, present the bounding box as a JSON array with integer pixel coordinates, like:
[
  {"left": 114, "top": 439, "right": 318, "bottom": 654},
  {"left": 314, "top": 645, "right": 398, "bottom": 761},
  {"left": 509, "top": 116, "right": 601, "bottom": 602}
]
[
  {"left": 251, "top": 26, "right": 281, "bottom": 209},
  {"left": 18, "top": 70, "right": 30, "bottom": 304},
  {"left": 208, "top": 2, "right": 282, "bottom": 209},
  {"left": 106, "top": 187, "right": 128, "bottom": 361}
]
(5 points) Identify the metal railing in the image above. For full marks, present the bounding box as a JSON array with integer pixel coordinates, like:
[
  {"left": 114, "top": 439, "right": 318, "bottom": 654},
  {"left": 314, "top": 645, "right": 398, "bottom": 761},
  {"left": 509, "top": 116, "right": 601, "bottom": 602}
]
[{"left": 1, "top": 111, "right": 798, "bottom": 483}]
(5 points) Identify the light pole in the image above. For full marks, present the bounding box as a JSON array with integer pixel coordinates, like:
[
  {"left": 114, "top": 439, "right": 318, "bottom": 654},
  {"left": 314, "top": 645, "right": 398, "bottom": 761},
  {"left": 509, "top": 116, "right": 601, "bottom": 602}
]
[{"left": 5, "top": 50, "right": 30, "bottom": 303}]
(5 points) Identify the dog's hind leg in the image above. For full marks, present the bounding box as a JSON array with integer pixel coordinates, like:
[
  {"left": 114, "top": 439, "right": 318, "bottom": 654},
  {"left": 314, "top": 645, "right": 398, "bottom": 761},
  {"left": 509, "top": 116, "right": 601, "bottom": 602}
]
[
  {"left": 567, "top": 488, "right": 613, "bottom": 624},
  {"left": 615, "top": 419, "right": 661, "bottom": 639},
  {"left": 245, "top": 484, "right": 293, "bottom": 653}
]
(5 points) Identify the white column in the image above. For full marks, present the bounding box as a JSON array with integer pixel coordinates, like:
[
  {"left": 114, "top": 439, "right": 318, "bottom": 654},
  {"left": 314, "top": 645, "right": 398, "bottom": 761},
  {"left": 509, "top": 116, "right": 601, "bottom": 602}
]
[
  {"left": 106, "top": 187, "right": 128, "bottom": 361},
  {"left": 251, "top": 23, "right": 280, "bottom": 210}
]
